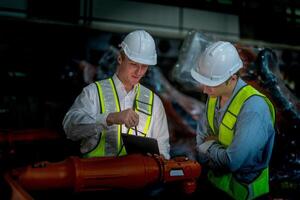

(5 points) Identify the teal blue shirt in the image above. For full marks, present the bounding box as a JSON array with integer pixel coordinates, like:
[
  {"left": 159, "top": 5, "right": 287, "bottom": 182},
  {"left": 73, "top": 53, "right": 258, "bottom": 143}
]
[{"left": 196, "top": 78, "right": 275, "bottom": 183}]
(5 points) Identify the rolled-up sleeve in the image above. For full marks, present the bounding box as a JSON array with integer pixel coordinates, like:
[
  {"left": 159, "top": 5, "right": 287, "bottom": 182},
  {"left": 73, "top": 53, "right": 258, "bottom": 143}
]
[
  {"left": 151, "top": 95, "right": 170, "bottom": 159},
  {"left": 195, "top": 105, "right": 214, "bottom": 163},
  {"left": 206, "top": 96, "right": 274, "bottom": 175}
]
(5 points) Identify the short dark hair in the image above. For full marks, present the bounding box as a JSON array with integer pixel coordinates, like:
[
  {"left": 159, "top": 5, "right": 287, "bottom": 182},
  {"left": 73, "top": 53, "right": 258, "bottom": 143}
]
[{"left": 119, "top": 50, "right": 126, "bottom": 59}]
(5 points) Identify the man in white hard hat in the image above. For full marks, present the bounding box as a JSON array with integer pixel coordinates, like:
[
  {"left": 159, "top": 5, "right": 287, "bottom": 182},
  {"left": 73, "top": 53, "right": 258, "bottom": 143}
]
[
  {"left": 191, "top": 41, "right": 276, "bottom": 199},
  {"left": 63, "top": 30, "right": 170, "bottom": 159}
]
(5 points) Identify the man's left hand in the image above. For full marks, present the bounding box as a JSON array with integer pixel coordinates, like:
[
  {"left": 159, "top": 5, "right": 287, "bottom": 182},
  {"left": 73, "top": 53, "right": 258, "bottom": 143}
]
[{"left": 198, "top": 140, "right": 215, "bottom": 154}]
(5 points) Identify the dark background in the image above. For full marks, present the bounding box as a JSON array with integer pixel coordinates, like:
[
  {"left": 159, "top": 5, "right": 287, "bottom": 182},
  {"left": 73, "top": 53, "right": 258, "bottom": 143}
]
[{"left": 0, "top": 1, "right": 300, "bottom": 199}]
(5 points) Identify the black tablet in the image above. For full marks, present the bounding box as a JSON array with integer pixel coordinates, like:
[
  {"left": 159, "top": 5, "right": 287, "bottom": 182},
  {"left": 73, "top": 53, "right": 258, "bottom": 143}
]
[{"left": 121, "top": 133, "right": 160, "bottom": 155}]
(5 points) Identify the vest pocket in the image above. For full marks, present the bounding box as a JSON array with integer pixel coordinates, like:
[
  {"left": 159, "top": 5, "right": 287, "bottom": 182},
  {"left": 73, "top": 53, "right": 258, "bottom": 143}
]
[
  {"left": 222, "top": 111, "right": 237, "bottom": 130},
  {"left": 219, "top": 124, "right": 234, "bottom": 147}
]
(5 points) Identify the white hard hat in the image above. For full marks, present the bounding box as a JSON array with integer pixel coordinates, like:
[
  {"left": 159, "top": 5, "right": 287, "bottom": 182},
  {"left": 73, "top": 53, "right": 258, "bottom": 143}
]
[
  {"left": 120, "top": 30, "right": 157, "bottom": 65},
  {"left": 191, "top": 41, "right": 243, "bottom": 87}
]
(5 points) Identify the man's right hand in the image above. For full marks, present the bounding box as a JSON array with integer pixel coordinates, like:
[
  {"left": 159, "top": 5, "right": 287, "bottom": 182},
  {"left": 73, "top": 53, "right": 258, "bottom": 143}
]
[
  {"left": 106, "top": 108, "right": 139, "bottom": 128},
  {"left": 205, "top": 135, "right": 218, "bottom": 142}
]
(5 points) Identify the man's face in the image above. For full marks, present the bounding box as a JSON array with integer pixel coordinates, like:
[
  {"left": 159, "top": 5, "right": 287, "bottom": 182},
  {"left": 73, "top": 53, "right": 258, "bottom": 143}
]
[
  {"left": 117, "top": 54, "right": 149, "bottom": 89},
  {"left": 202, "top": 81, "right": 230, "bottom": 98}
]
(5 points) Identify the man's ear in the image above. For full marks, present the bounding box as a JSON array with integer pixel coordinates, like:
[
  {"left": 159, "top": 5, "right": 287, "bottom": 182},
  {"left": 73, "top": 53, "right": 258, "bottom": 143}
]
[
  {"left": 232, "top": 74, "right": 238, "bottom": 81},
  {"left": 226, "top": 75, "right": 237, "bottom": 86},
  {"left": 117, "top": 54, "right": 122, "bottom": 65}
]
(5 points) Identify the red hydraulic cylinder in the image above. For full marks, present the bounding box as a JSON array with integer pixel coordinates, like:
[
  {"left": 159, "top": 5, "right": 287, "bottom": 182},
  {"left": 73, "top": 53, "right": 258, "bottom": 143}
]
[{"left": 10, "top": 154, "right": 201, "bottom": 193}]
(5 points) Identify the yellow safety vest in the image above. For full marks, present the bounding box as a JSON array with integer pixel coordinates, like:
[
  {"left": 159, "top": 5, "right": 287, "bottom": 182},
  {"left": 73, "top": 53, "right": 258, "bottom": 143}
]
[
  {"left": 207, "top": 85, "right": 275, "bottom": 200},
  {"left": 84, "top": 78, "right": 154, "bottom": 158}
]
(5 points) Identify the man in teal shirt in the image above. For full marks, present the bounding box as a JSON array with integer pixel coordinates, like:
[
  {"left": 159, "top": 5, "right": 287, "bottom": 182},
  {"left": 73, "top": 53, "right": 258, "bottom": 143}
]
[{"left": 191, "top": 41, "right": 275, "bottom": 199}]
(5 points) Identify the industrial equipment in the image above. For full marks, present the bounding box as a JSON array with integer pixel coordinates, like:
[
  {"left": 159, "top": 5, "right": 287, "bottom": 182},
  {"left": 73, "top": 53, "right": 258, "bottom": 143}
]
[{"left": 5, "top": 154, "right": 201, "bottom": 199}]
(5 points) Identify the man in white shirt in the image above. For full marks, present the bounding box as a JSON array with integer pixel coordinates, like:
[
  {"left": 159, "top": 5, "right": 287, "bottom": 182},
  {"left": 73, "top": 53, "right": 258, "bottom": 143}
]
[{"left": 63, "top": 30, "right": 170, "bottom": 159}]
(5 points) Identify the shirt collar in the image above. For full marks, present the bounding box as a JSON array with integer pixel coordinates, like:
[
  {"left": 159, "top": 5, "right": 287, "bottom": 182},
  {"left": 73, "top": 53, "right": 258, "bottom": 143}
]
[
  {"left": 217, "top": 78, "right": 247, "bottom": 111},
  {"left": 232, "top": 78, "right": 247, "bottom": 96},
  {"left": 112, "top": 74, "right": 139, "bottom": 95}
]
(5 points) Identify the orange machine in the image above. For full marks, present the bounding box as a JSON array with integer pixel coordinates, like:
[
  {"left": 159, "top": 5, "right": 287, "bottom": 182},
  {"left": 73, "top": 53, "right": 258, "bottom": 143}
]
[{"left": 7, "top": 154, "right": 201, "bottom": 198}]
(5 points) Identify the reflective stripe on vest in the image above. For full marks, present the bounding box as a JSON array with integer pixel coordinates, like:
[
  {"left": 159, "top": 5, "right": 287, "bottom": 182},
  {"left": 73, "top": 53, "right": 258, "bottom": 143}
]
[
  {"left": 207, "top": 85, "right": 275, "bottom": 200},
  {"left": 207, "top": 85, "right": 275, "bottom": 147},
  {"left": 84, "top": 78, "right": 153, "bottom": 158},
  {"left": 128, "top": 84, "right": 154, "bottom": 135}
]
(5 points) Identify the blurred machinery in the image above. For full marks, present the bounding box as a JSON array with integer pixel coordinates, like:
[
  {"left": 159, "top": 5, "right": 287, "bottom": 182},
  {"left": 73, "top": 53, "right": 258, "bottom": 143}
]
[
  {"left": 237, "top": 47, "right": 300, "bottom": 197},
  {"left": 0, "top": 129, "right": 62, "bottom": 161},
  {"left": 0, "top": 129, "right": 61, "bottom": 145},
  {"left": 0, "top": 129, "right": 78, "bottom": 174},
  {"left": 5, "top": 154, "right": 201, "bottom": 199}
]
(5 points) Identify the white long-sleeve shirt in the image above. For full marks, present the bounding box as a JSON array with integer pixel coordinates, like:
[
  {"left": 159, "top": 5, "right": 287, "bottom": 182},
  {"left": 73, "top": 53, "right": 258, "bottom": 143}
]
[{"left": 63, "top": 74, "right": 170, "bottom": 159}]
